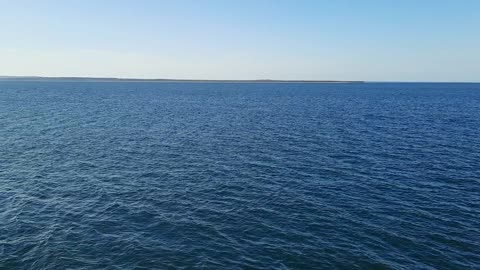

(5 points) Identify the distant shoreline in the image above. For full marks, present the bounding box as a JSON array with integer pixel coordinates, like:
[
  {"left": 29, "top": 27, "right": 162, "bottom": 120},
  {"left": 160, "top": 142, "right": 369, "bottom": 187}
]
[{"left": 0, "top": 76, "right": 364, "bottom": 83}]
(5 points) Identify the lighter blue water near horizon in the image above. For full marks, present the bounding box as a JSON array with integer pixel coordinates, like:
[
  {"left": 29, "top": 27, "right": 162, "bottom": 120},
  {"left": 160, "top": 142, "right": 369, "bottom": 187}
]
[{"left": 0, "top": 82, "right": 479, "bottom": 269}]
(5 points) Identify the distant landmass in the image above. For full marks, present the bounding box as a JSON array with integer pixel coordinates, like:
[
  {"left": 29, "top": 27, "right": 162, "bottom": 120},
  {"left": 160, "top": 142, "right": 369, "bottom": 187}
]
[{"left": 0, "top": 76, "right": 364, "bottom": 83}]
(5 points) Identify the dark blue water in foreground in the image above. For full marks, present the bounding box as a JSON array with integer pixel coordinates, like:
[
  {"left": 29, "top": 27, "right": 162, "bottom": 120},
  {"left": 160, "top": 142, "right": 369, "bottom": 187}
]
[{"left": 0, "top": 82, "right": 479, "bottom": 269}]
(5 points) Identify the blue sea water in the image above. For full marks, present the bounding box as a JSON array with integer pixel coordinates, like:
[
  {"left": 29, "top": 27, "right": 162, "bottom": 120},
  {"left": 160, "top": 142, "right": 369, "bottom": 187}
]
[{"left": 0, "top": 81, "right": 479, "bottom": 269}]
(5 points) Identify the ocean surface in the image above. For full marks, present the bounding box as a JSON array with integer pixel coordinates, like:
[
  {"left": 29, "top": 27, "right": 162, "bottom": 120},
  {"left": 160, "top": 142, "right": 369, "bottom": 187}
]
[{"left": 0, "top": 81, "right": 479, "bottom": 269}]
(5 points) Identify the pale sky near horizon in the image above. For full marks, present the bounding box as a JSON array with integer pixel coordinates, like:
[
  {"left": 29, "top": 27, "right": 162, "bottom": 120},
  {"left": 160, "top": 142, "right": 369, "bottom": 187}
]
[{"left": 1, "top": 0, "right": 479, "bottom": 82}]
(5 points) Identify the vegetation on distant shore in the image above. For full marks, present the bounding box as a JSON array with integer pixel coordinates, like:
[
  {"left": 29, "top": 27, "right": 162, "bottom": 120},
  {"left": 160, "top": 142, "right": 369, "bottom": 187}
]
[{"left": 0, "top": 76, "right": 364, "bottom": 83}]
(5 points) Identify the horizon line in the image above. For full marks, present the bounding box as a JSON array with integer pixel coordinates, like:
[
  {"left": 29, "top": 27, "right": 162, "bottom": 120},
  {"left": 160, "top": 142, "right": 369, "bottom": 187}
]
[
  {"left": 0, "top": 75, "right": 479, "bottom": 84},
  {"left": 0, "top": 75, "right": 364, "bottom": 83}
]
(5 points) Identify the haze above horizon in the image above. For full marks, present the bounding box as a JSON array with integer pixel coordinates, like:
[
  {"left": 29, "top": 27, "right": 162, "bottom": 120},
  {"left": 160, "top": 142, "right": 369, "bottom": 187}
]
[{"left": 1, "top": 0, "right": 479, "bottom": 82}]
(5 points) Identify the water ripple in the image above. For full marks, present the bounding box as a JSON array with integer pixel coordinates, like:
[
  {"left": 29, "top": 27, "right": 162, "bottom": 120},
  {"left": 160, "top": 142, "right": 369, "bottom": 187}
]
[{"left": 1, "top": 82, "right": 479, "bottom": 269}]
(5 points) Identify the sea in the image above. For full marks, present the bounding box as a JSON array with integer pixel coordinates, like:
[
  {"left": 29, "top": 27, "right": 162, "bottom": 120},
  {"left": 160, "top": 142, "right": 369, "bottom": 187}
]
[{"left": 0, "top": 81, "right": 479, "bottom": 269}]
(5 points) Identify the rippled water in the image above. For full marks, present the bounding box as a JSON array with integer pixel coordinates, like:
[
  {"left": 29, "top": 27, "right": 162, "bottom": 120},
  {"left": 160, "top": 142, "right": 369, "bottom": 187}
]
[{"left": 1, "top": 81, "right": 479, "bottom": 269}]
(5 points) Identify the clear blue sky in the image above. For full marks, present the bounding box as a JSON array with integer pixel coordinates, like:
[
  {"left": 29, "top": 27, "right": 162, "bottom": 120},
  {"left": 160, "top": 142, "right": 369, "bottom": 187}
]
[{"left": 1, "top": 0, "right": 479, "bottom": 81}]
